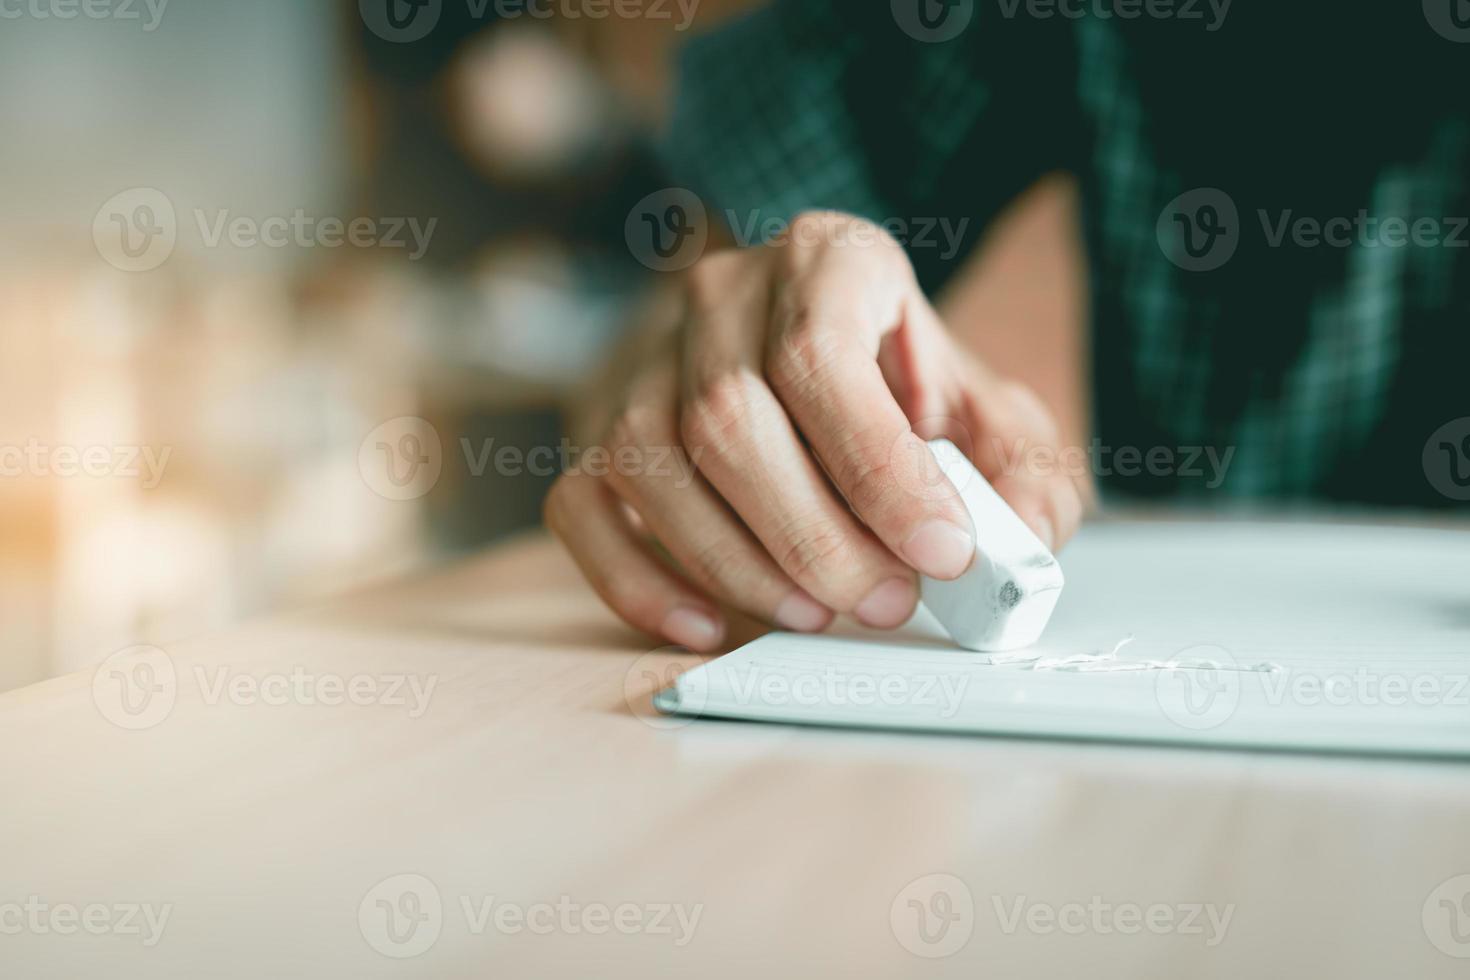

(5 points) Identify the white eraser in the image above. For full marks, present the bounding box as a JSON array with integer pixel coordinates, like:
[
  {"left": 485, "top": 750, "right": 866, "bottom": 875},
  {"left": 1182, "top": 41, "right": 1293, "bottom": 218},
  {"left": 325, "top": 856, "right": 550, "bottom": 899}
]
[{"left": 920, "top": 439, "right": 1065, "bottom": 652}]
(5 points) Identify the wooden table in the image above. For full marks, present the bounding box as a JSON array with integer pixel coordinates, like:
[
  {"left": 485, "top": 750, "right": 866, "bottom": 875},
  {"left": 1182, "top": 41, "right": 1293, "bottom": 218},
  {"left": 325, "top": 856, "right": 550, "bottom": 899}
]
[{"left": 3, "top": 528, "right": 1469, "bottom": 978}]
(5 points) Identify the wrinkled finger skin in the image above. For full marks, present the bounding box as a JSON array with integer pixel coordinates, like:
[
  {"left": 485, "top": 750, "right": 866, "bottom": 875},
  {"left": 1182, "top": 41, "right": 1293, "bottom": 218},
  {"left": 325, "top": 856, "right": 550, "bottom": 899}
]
[{"left": 547, "top": 211, "right": 1087, "bottom": 652}]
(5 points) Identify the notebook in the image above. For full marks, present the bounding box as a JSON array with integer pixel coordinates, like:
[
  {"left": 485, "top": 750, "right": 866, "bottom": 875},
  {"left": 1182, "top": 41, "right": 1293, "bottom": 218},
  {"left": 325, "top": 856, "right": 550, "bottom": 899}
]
[{"left": 654, "top": 520, "right": 1470, "bottom": 757}]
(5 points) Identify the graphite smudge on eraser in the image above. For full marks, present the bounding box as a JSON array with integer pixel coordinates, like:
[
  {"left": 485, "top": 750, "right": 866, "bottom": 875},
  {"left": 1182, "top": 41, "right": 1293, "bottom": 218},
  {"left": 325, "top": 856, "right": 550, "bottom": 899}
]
[{"left": 920, "top": 439, "right": 1065, "bottom": 652}]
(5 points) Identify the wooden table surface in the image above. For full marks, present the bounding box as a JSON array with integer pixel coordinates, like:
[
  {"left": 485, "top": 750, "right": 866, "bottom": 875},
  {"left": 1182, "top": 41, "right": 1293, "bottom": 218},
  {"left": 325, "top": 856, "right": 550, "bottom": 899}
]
[{"left": 3, "top": 527, "right": 1469, "bottom": 979}]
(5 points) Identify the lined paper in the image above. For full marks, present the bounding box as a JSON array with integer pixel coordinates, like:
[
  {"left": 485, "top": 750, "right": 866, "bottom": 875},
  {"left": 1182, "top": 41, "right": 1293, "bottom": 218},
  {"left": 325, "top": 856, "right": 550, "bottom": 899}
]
[{"left": 657, "top": 521, "right": 1470, "bottom": 757}]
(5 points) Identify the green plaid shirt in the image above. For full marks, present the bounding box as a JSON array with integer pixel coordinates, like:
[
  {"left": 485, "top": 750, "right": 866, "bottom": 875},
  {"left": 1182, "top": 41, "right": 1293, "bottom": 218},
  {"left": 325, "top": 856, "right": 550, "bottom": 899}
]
[{"left": 664, "top": 1, "right": 1470, "bottom": 507}]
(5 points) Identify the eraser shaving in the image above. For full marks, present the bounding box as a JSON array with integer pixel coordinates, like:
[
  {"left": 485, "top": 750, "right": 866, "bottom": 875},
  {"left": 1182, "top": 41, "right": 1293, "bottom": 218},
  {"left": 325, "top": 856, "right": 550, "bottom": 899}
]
[{"left": 920, "top": 439, "right": 1065, "bottom": 652}]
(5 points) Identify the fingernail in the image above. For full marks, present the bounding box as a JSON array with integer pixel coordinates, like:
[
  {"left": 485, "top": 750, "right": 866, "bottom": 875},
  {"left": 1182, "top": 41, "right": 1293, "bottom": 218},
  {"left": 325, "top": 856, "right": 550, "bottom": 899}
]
[
  {"left": 662, "top": 607, "right": 724, "bottom": 652},
  {"left": 774, "top": 590, "right": 832, "bottom": 632},
  {"left": 902, "top": 520, "right": 975, "bottom": 580},
  {"left": 1029, "top": 516, "right": 1056, "bottom": 552},
  {"left": 854, "top": 577, "right": 918, "bottom": 629}
]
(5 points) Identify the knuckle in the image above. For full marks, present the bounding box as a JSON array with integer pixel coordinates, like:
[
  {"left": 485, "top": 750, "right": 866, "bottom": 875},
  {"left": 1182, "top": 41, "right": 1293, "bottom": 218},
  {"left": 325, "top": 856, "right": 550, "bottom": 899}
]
[
  {"left": 765, "top": 306, "right": 843, "bottom": 393},
  {"left": 680, "top": 369, "right": 764, "bottom": 449},
  {"left": 686, "top": 538, "right": 748, "bottom": 592},
  {"left": 684, "top": 250, "right": 744, "bottom": 313},
  {"left": 833, "top": 446, "right": 897, "bottom": 517},
  {"left": 786, "top": 210, "right": 840, "bottom": 247},
  {"left": 602, "top": 576, "right": 656, "bottom": 626},
  {"left": 784, "top": 211, "right": 907, "bottom": 265},
  {"left": 607, "top": 399, "right": 666, "bottom": 453},
  {"left": 775, "top": 515, "right": 858, "bottom": 584},
  {"left": 1055, "top": 479, "right": 1085, "bottom": 534},
  {"left": 998, "top": 380, "right": 1061, "bottom": 444}
]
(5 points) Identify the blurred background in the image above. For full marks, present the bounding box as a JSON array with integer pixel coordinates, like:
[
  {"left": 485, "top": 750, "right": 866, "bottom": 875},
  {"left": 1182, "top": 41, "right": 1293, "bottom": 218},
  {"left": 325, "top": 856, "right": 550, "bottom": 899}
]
[{"left": 0, "top": 0, "right": 751, "bottom": 693}]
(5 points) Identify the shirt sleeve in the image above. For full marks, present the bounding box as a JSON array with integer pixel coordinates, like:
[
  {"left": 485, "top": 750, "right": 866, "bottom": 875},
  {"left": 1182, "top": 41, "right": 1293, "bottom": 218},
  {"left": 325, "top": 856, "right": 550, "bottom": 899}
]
[{"left": 663, "top": 0, "right": 1082, "bottom": 291}]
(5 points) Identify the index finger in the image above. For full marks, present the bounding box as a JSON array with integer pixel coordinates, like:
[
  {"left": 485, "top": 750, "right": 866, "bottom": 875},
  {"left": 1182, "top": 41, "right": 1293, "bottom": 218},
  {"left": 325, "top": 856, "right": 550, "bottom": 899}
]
[{"left": 762, "top": 234, "right": 977, "bottom": 582}]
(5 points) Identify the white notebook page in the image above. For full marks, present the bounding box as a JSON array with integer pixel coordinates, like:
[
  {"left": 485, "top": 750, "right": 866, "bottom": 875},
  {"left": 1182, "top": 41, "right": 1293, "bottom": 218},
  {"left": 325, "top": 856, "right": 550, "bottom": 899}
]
[{"left": 656, "top": 521, "right": 1470, "bottom": 757}]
